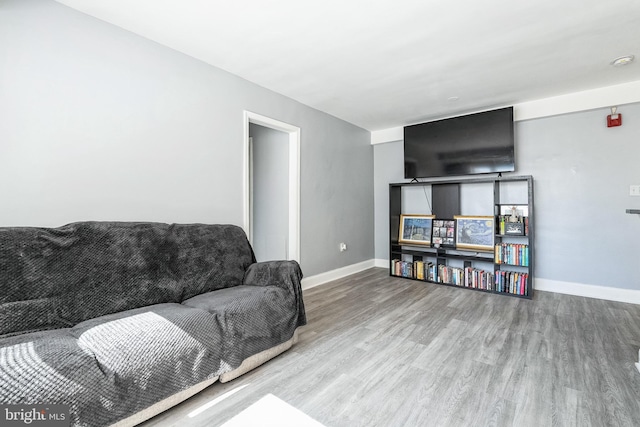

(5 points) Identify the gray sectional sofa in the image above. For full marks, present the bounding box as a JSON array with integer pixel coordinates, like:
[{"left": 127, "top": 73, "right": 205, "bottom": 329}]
[{"left": 0, "top": 222, "right": 306, "bottom": 426}]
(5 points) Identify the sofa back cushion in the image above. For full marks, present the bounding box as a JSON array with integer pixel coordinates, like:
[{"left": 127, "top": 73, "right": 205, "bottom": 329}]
[{"left": 0, "top": 222, "right": 255, "bottom": 337}]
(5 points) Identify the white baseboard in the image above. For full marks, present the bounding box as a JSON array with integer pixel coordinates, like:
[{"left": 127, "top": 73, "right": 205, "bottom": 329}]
[
  {"left": 534, "top": 278, "right": 640, "bottom": 305},
  {"left": 301, "top": 259, "right": 377, "bottom": 290},
  {"left": 374, "top": 259, "right": 640, "bottom": 305},
  {"left": 374, "top": 258, "right": 389, "bottom": 268}
]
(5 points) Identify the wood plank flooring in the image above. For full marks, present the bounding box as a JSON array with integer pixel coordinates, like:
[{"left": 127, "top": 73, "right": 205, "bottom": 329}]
[{"left": 141, "top": 268, "right": 640, "bottom": 426}]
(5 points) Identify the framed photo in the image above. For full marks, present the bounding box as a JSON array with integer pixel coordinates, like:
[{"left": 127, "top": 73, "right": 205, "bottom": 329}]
[
  {"left": 504, "top": 222, "right": 524, "bottom": 235},
  {"left": 399, "top": 214, "right": 435, "bottom": 245},
  {"left": 454, "top": 215, "right": 495, "bottom": 251},
  {"left": 431, "top": 219, "right": 456, "bottom": 248}
]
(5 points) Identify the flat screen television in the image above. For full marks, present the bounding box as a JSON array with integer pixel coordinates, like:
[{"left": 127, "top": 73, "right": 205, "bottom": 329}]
[{"left": 404, "top": 106, "right": 515, "bottom": 179}]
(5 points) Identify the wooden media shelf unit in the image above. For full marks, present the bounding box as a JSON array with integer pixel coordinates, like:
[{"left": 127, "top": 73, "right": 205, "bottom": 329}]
[{"left": 389, "top": 175, "right": 534, "bottom": 299}]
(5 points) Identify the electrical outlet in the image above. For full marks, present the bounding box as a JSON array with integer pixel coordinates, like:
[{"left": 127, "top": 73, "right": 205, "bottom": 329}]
[
  {"left": 339, "top": 242, "right": 347, "bottom": 252},
  {"left": 630, "top": 185, "right": 640, "bottom": 197}
]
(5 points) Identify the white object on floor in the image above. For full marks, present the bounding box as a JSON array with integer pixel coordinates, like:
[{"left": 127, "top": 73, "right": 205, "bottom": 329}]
[
  {"left": 636, "top": 349, "right": 640, "bottom": 374},
  {"left": 221, "top": 394, "right": 325, "bottom": 427},
  {"left": 188, "top": 384, "right": 250, "bottom": 418}
]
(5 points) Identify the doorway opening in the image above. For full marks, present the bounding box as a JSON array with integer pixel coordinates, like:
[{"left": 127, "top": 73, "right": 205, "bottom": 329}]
[{"left": 243, "top": 111, "right": 300, "bottom": 262}]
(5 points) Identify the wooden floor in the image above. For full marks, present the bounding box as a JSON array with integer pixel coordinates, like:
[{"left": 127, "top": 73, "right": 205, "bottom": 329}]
[{"left": 142, "top": 268, "right": 640, "bottom": 426}]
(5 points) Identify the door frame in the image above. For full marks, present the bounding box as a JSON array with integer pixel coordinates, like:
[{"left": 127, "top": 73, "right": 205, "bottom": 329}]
[{"left": 243, "top": 111, "right": 300, "bottom": 262}]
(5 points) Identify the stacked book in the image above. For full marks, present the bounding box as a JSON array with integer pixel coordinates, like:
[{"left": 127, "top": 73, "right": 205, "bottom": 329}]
[
  {"left": 495, "top": 271, "right": 528, "bottom": 295},
  {"left": 438, "top": 265, "right": 496, "bottom": 290},
  {"left": 391, "top": 259, "right": 437, "bottom": 281},
  {"left": 494, "top": 243, "right": 529, "bottom": 266},
  {"left": 391, "top": 259, "right": 414, "bottom": 278},
  {"left": 391, "top": 259, "right": 529, "bottom": 296}
]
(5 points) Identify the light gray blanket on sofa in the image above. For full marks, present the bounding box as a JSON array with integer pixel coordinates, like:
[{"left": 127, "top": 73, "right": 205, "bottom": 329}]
[{"left": 0, "top": 222, "right": 306, "bottom": 426}]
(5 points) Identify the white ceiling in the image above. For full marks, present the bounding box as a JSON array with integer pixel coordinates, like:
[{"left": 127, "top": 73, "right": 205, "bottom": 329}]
[{"left": 56, "top": 0, "right": 640, "bottom": 131}]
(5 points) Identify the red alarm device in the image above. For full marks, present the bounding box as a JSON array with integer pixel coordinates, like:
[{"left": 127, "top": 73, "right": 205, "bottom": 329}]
[{"left": 607, "top": 107, "right": 622, "bottom": 127}]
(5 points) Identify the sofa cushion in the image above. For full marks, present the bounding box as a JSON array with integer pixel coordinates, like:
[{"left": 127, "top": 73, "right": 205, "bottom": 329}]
[
  {"left": 0, "top": 222, "right": 255, "bottom": 337},
  {"left": 0, "top": 328, "right": 116, "bottom": 401},
  {"left": 172, "top": 224, "right": 256, "bottom": 300},
  {"left": 0, "top": 328, "right": 121, "bottom": 425},
  {"left": 0, "top": 303, "right": 225, "bottom": 426},
  {"left": 182, "top": 285, "right": 298, "bottom": 368}
]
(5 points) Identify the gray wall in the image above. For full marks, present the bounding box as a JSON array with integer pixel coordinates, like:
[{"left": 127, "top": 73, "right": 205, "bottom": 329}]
[
  {"left": 374, "top": 141, "right": 405, "bottom": 262},
  {"left": 249, "top": 123, "right": 289, "bottom": 262},
  {"left": 0, "top": 0, "right": 374, "bottom": 277},
  {"left": 374, "top": 103, "right": 640, "bottom": 290}
]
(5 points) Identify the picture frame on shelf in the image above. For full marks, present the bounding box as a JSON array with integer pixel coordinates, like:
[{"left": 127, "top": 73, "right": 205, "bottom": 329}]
[
  {"left": 497, "top": 204, "right": 529, "bottom": 218},
  {"left": 504, "top": 222, "right": 525, "bottom": 235},
  {"left": 399, "top": 214, "right": 435, "bottom": 245},
  {"left": 432, "top": 219, "right": 455, "bottom": 247},
  {"left": 454, "top": 215, "right": 495, "bottom": 251}
]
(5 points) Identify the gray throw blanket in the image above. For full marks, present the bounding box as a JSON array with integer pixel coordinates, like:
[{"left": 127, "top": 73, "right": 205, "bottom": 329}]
[{"left": 0, "top": 222, "right": 306, "bottom": 426}]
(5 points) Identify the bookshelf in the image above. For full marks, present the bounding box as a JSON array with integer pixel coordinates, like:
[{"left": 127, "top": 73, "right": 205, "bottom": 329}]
[{"left": 389, "top": 175, "right": 534, "bottom": 299}]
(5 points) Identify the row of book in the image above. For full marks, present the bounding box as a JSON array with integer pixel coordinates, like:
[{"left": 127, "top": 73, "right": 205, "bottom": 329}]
[
  {"left": 391, "top": 259, "right": 529, "bottom": 296},
  {"left": 395, "top": 260, "right": 438, "bottom": 281},
  {"left": 495, "top": 270, "right": 529, "bottom": 295},
  {"left": 494, "top": 243, "right": 529, "bottom": 266},
  {"left": 437, "top": 265, "right": 495, "bottom": 290}
]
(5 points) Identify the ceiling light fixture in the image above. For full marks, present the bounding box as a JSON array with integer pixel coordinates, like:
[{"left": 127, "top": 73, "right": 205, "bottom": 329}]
[
  {"left": 447, "top": 96, "right": 459, "bottom": 102},
  {"left": 611, "top": 55, "right": 635, "bottom": 66}
]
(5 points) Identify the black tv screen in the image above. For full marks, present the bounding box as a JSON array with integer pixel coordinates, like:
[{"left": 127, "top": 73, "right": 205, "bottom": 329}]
[{"left": 404, "top": 107, "right": 515, "bottom": 179}]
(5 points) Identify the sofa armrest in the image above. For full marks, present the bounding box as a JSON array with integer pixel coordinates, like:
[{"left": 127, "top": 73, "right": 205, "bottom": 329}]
[{"left": 243, "top": 260, "right": 306, "bottom": 327}]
